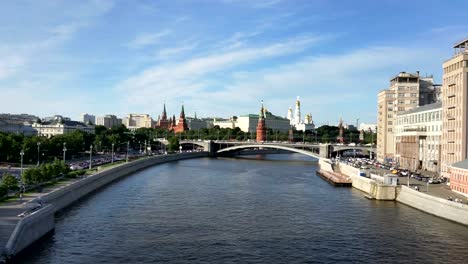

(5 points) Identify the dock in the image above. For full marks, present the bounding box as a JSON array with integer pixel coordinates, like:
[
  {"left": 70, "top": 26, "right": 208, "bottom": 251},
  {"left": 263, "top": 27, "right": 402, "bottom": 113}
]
[{"left": 316, "top": 170, "right": 352, "bottom": 187}]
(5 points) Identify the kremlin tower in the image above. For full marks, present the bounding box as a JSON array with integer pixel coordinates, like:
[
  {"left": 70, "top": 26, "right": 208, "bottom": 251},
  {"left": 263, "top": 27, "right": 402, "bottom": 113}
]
[
  {"left": 155, "top": 103, "right": 171, "bottom": 129},
  {"left": 256, "top": 101, "right": 267, "bottom": 142},
  {"left": 337, "top": 118, "right": 344, "bottom": 143},
  {"left": 174, "top": 105, "right": 189, "bottom": 133}
]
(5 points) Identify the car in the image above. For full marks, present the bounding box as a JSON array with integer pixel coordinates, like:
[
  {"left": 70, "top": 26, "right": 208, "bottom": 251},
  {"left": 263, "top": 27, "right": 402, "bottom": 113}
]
[
  {"left": 391, "top": 169, "right": 398, "bottom": 174},
  {"left": 429, "top": 178, "right": 441, "bottom": 184}
]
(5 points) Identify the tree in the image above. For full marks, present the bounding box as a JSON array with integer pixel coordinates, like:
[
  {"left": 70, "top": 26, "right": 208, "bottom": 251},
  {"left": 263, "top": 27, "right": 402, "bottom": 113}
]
[
  {"left": 1, "top": 173, "right": 19, "bottom": 193},
  {"left": 0, "top": 185, "right": 7, "bottom": 198},
  {"left": 167, "top": 136, "right": 180, "bottom": 152}
]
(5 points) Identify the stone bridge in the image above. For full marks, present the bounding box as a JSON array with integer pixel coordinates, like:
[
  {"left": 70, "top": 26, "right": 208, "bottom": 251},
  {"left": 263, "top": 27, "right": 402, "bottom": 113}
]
[{"left": 158, "top": 139, "right": 374, "bottom": 158}]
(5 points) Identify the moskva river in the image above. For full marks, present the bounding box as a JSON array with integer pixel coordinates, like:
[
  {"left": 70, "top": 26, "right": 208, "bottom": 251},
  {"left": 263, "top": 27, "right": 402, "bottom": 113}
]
[{"left": 17, "top": 154, "right": 468, "bottom": 264}]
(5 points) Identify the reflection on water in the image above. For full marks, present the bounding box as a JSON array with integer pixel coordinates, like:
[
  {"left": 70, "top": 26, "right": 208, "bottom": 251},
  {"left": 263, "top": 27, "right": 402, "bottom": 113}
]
[{"left": 17, "top": 154, "right": 468, "bottom": 264}]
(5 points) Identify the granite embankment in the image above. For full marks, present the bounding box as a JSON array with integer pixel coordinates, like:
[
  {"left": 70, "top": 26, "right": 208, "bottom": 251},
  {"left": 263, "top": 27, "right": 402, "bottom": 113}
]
[
  {"left": 332, "top": 161, "right": 468, "bottom": 226},
  {"left": 2, "top": 152, "right": 208, "bottom": 260}
]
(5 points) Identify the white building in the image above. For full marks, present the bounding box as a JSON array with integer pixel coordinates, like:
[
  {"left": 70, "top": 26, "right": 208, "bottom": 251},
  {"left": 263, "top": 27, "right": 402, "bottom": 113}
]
[
  {"left": 287, "top": 97, "right": 315, "bottom": 132},
  {"left": 81, "top": 113, "right": 96, "bottom": 125},
  {"left": 32, "top": 116, "right": 94, "bottom": 138},
  {"left": 213, "top": 117, "right": 236, "bottom": 129},
  {"left": 186, "top": 115, "right": 208, "bottom": 130},
  {"left": 123, "top": 114, "right": 154, "bottom": 130},
  {"left": 96, "top": 115, "right": 122, "bottom": 129},
  {"left": 394, "top": 102, "right": 442, "bottom": 172}
]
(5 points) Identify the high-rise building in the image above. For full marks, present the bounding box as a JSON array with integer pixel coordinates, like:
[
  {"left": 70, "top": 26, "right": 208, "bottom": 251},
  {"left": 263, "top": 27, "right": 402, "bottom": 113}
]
[
  {"left": 80, "top": 113, "right": 95, "bottom": 125},
  {"left": 377, "top": 72, "right": 439, "bottom": 162},
  {"left": 96, "top": 115, "right": 122, "bottom": 129},
  {"left": 441, "top": 39, "right": 468, "bottom": 179}
]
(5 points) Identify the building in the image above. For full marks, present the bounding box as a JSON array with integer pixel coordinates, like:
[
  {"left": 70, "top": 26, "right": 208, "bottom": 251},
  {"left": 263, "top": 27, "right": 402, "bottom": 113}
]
[
  {"left": 0, "top": 113, "right": 39, "bottom": 136},
  {"left": 448, "top": 160, "right": 468, "bottom": 196},
  {"left": 186, "top": 113, "right": 208, "bottom": 130},
  {"left": 80, "top": 113, "right": 95, "bottom": 125},
  {"left": 173, "top": 105, "right": 189, "bottom": 133},
  {"left": 213, "top": 117, "right": 237, "bottom": 129},
  {"left": 237, "top": 112, "right": 290, "bottom": 133},
  {"left": 441, "top": 39, "right": 468, "bottom": 178},
  {"left": 359, "top": 123, "right": 377, "bottom": 133},
  {"left": 256, "top": 103, "right": 266, "bottom": 142},
  {"left": 155, "top": 103, "right": 172, "bottom": 130},
  {"left": 123, "top": 114, "right": 154, "bottom": 130},
  {"left": 394, "top": 102, "right": 442, "bottom": 173},
  {"left": 96, "top": 115, "right": 122, "bottom": 129},
  {"left": 377, "top": 71, "right": 439, "bottom": 163},
  {"left": 32, "top": 115, "right": 94, "bottom": 137},
  {"left": 287, "top": 97, "right": 315, "bottom": 132}
]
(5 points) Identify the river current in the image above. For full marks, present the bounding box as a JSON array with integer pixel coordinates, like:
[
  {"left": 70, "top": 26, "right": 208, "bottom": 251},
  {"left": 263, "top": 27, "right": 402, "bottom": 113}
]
[{"left": 17, "top": 154, "right": 468, "bottom": 263}]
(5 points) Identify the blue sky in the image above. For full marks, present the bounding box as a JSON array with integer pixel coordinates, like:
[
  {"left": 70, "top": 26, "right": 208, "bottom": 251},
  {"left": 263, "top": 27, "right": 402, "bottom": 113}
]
[{"left": 1, "top": 0, "right": 467, "bottom": 126}]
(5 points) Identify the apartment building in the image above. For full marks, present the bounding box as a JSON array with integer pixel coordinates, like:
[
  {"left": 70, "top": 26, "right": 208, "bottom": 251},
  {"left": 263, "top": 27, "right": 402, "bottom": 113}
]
[{"left": 377, "top": 72, "right": 439, "bottom": 162}]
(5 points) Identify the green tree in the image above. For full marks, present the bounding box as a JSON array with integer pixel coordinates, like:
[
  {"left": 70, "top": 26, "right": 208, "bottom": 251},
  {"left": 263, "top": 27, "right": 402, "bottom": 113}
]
[
  {"left": 1, "top": 173, "right": 19, "bottom": 192},
  {"left": 167, "top": 137, "right": 180, "bottom": 152}
]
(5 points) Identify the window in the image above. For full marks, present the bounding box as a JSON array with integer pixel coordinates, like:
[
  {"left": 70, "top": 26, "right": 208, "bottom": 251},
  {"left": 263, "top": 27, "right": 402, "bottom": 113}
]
[{"left": 411, "top": 93, "right": 417, "bottom": 97}]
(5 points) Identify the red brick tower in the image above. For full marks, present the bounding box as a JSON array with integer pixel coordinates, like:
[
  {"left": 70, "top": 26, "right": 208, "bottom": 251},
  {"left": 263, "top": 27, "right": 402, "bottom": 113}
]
[
  {"left": 174, "top": 104, "right": 189, "bottom": 133},
  {"left": 256, "top": 102, "right": 267, "bottom": 142},
  {"left": 156, "top": 103, "right": 171, "bottom": 129}
]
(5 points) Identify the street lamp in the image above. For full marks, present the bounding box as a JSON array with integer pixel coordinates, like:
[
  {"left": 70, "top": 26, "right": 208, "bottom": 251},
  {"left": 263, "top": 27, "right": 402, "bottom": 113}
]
[
  {"left": 20, "top": 150, "right": 24, "bottom": 178},
  {"left": 126, "top": 141, "right": 130, "bottom": 162},
  {"left": 36, "top": 142, "right": 41, "bottom": 166},
  {"left": 62, "top": 143, "right": 67, "bottom": 163},
  {"left": 89, "top": 145, "right": 93, "bottom": 170},
  {"left": 111, "top": 143, "right": 115, "bottom": 164}
]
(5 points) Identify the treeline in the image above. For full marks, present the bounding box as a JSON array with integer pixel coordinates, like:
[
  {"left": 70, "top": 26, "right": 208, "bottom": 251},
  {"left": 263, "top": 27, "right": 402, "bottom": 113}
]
[{"left": 0, "top": 124, "right": 377, "bottom": 164}]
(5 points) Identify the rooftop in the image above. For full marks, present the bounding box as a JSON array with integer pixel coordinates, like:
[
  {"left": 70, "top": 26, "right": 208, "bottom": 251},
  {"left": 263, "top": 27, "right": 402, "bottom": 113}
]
[
  {"left": 400, "top": 101, "right": 442, "bottom": 116},
  {"left": 453, "top": 38, "right": 468, "bottom": 49},
  {"left": 451, "top": 159, "right": 468, "bottom": 170}
]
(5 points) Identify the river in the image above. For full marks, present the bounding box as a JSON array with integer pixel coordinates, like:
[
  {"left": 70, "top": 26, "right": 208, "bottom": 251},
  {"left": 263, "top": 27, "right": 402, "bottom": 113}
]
[{"left": 16, "top": 154, "right": 468, "bottom": 263}]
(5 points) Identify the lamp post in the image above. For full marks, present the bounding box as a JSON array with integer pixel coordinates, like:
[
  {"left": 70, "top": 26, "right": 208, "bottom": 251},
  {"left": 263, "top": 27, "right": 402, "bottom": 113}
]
[
  {"left": 126, "top": 141, "right": 130, "bottom": 162},
  {"left": 62, "top": 143, "right": 67, "bottom": 163},
  {"left": 89, "top": 145, "right": 93, "bottom": 170},
  {"left": 20, "top": 150, "right": 24, "bottom": 178},
  {"left": 36, "top": 142, "right": 41, "bottom": 166},
  {"left": 111, "top": 143, "right": 115, "bottom": 164}
]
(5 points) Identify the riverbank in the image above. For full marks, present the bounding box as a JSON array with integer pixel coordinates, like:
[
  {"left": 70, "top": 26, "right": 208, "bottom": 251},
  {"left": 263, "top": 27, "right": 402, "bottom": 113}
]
[
  {"left": 1, "top": 152, "right": 208, "bottom": 261},
  {"left": 322, "top": 159, "right": 468, "bottom": 226}
]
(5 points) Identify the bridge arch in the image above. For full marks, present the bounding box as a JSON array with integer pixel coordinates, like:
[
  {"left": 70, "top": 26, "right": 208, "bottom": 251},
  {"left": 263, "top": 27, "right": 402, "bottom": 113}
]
[{"left": 217, "top": 144, "right": 320, "bottom": 159}]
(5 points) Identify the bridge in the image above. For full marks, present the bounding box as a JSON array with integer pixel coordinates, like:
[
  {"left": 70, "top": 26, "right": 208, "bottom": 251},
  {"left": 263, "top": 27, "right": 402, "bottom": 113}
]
[{"left": 158, "top": 139, "right": 374, "bottom": 159}]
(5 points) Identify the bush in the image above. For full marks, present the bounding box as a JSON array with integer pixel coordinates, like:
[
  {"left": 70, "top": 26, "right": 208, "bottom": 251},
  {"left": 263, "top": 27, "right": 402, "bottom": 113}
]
[
  {"left": 1, "top": 173, "right": 19, "bottom": 191},
  {"left": 0, "top": 184, "right": 7, "bottom": 198},
  {"left": 66, "top": 170, "right": 86, "bottom": 178}
]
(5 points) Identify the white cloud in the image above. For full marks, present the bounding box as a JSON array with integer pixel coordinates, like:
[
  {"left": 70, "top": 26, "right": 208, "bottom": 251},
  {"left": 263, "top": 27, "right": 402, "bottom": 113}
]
[
  {"left": 156, "top": 44, "right": 198, "bottom": 60},
  {"left": 127, "top": 29, "right": 172, "bottom": 49}
]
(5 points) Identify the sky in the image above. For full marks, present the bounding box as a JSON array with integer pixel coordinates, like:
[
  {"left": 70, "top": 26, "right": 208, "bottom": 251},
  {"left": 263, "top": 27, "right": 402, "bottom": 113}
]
[{"left": 1, "top": 0, "right": 468, "bottom": 126}]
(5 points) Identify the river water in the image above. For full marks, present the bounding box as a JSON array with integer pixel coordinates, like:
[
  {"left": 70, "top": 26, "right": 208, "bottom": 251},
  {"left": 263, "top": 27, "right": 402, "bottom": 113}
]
[{"left": 17, "top": 154, "right": 468, "bottom": 263}]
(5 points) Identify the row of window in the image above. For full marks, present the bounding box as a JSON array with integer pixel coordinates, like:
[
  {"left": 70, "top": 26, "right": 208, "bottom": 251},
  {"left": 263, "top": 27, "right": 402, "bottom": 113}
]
[
  {"left": 397, "top": 110, "right": 442, "bottom": 125},
  {"left": 443, "top": 60, "right": 468, "bottom": 74}
]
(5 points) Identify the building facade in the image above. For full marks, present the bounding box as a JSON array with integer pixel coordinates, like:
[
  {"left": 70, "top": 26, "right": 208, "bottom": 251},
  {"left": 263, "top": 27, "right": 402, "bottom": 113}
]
[
  {"left": 441, "top": 39, "right": 468, "bottom": 177},
  {"left": 124, "top": 114, "right": 154, "bottom": 130},
  {"left": 0, "top": 114, "right": 38, "bottom": 136},
  {"left": 237, "top": 112, "right": 290, "bottom": 133},
  {"left": 395, "top": 102, "right": 442, "bottom": 173},
  {"left": 32, "top": 116, "right": 94, "bottom": 137},
  {"left": 377, "top": 71, "right": 439, "bottom": 163},
  {"left": 173, "top": 105, "right": 189, "bottom": 133},
  {"left": 448, "top": 160, "right": 468, "bottom": 196},
  {"left": 96, "top": 115, "right": 122, "bottom": 129},
  {"left": 287, "top": 97, "right": 315, "bottom": 132},
  {"left": 359, "top": 123, "right": 377, "bottom": 133}
]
